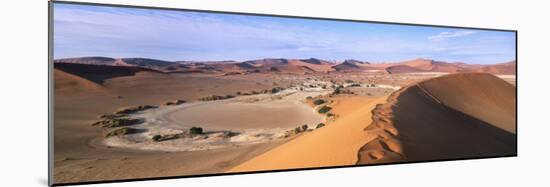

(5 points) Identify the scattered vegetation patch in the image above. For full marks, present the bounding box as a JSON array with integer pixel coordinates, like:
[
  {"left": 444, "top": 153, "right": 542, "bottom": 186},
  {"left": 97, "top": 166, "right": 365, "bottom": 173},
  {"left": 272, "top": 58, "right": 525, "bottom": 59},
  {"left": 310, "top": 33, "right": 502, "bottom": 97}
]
[
  {"left": 199, "top": 95, "right": 235, "bottom": 101},
  {"left": 92, "top": 118, "right": 142, "bottom": 128},
  {"left": 316, "top": 123, "right": 325, "bottom": 129},
  {"left": 222, "top": 72, "right": 243, "bottom": 76},
  {"left": 313, "top": 99, "right": 326, "bottom": 105},
  {"left": 189, "top": 126, "right": 204, "bottom": 135},
  {"left": 97, "top": 113, "right": 126, "bottom": 119},
  {"left": 152, "top": 134, "right": 180, "bottom": 142},
  {"left": 294, "top": 127, "right": 302, "bottom": 134},
  {"left": 332, "top": 85, "right": 344, "bottom": 94},
  {"left": 163, "top": 99, "right": 186, "bottom": 106},
  {"left": 270, "top": 87, "right": 284, "bottom": 94},
  {"left": 105, "top": 127, "right": 134, "bottom": 138},
  {"left": 240, "top": 90, "right": 266, "bottom": 96},
  {"left": 331, "top": 85, "right": 354, "bottom": 95},
  {"left": 293, "top": 124, "right": 309, "bottom": 134},
  {"left": 115, "top": 105, "right": 157, "bottom": 115},
  {"left": 318, "top": 106, "right": 332, "bottom": 114},
  {"left": 306, "top": 96, "right": 313, "bottom": 100}
]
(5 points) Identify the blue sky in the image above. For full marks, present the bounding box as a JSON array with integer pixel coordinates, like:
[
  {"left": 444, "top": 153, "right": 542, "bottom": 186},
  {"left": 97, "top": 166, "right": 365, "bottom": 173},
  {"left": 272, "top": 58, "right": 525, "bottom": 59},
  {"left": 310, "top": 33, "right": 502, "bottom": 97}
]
[{"left": 54, "top": 3, "right": 516, "bottom": 64}]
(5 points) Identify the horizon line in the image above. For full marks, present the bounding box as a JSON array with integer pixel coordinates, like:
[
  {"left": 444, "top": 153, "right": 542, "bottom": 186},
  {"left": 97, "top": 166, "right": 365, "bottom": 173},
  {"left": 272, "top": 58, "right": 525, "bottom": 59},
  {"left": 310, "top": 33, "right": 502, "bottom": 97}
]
[{"left": 53, "top": 55, "right": 516, "bottom": 65}]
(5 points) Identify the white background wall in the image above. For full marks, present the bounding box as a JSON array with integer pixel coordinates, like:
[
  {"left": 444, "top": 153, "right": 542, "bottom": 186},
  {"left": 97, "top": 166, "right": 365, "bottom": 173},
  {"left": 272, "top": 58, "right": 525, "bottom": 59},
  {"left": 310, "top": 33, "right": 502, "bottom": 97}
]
[{"left": 0, "top": 0, "right": 548, "bottom": 186}]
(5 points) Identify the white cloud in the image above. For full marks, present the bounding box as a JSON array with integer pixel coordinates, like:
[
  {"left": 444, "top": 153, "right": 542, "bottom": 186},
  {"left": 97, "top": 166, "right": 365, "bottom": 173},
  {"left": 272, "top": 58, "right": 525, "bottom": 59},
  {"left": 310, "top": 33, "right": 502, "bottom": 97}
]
[
  {"left": 428, "top": 30, "right": 476, "bottom": 41},
  {"left": 53, "top": 4, "right": 333, "bottom": 61}
]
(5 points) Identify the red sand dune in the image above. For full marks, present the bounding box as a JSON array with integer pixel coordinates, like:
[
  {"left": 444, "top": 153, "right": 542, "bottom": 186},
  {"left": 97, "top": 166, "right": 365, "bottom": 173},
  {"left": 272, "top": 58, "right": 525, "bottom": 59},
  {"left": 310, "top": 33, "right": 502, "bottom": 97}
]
[{"left": 358, "top": 73, "right": 516, "bottom": 164}]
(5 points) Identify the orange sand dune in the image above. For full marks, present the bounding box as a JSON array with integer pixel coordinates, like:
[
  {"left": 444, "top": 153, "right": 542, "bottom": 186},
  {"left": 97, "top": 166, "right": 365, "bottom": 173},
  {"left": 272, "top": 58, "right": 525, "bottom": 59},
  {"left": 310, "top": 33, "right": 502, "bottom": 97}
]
[
  {"left": 358, "top": 73, "right": 516, "bottom": 164},
  {"left": 228, "top": 96, "right": 387, "bottom": 172}
]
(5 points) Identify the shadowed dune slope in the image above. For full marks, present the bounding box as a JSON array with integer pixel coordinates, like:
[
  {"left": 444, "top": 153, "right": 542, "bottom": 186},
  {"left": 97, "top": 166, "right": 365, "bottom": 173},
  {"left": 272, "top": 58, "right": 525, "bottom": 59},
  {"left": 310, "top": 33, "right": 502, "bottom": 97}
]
[
  {"left": 358, "top": 73, "right": 516, "bottom": 164},
  {"left": 419, "top": 73, "right": 516, "bottom": 133},
  {"left": 54, "top": 69, "right": 104, "bottom": 93},
  {"left": 54, "top": 63, "right": 162, "bottom": 84}
]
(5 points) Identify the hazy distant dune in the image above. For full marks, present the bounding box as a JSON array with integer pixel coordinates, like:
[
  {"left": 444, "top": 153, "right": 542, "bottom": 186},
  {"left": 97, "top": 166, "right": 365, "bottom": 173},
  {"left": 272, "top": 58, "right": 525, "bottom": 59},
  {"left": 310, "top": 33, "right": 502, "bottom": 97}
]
[
  {"left": 385, "top": 64, "right": 425, "bottom": 74},
  {"left": 385, "top": 58, "right": 471, "bottom": 73},
  {"left": 300, "top": 58, "right": 331, "bottom": 65},
  {"left": 120, "top": 58, "right": 175, "bottom": 69},
  {"left": 287, "top": 59, "right": 334, "bottom": 72},
  {"left": 54, "top": 56, "right": 516, "bottom": 76},
  {"left": 331, "top": 61, "right": 361, "bottom": 71},
  {"left": 473, "top": 60, "right": 516, "bottom": 75},
  {"left": 55, "top": 56, "right": 117, "bottom": 65}
]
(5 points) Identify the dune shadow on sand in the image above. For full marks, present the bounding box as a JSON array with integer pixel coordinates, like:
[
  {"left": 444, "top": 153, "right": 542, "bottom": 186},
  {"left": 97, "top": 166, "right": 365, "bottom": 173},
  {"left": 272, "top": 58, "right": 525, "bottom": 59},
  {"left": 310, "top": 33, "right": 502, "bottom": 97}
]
[
  {"left": 125, "top": 128, "right": 149, "bottom": 135},
  {"left": 54, "top": 63, "right": 161, "bottom": 84},
  {"left": 390, "top": 85, "right": 516, "bottom": 161},
  {"left": 357, "top": 73, "right": 517, "bottom": 164}
]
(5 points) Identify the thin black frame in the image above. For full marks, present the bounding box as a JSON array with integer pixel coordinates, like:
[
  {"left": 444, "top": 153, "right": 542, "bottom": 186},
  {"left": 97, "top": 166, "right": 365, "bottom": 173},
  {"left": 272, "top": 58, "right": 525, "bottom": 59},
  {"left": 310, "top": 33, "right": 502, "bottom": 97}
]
[{"left": 48, "top": 0, "right": 518, "bottom": 186}]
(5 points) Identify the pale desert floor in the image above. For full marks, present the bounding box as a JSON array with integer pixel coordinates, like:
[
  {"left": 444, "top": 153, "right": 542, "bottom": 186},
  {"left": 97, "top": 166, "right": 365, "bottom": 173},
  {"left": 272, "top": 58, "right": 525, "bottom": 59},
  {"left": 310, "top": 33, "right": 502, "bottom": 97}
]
[
  {"left": 54, "top": 72, "right": 300, "bottom": 183},
  {"left": 103, "top": 89, "right": 329, "bottom": 152},
  {"left": 54, "top": 72, "right": 346, "bottom": 183}
]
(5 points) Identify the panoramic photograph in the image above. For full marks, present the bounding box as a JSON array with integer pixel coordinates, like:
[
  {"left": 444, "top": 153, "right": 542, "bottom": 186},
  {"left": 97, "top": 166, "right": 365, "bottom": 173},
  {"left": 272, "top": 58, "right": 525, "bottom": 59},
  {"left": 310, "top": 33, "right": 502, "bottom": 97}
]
[{"left": 52, "top": 2, "right": 516, "bottom": 184}]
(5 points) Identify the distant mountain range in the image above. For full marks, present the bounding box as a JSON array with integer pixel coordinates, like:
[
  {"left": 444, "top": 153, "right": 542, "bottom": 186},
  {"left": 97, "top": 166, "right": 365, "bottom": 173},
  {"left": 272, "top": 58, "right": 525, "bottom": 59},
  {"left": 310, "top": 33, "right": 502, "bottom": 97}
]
[{"left": 54, "top": 57, "right": 516, "bottom": 75}]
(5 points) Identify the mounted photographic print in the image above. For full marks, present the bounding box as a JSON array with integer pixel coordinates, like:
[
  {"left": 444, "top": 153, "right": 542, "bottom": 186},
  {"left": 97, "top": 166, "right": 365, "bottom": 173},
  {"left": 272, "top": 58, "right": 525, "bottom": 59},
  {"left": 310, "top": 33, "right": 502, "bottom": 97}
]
[{"left": 49, "top": 1, "right": 517, "bottom": 186}]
